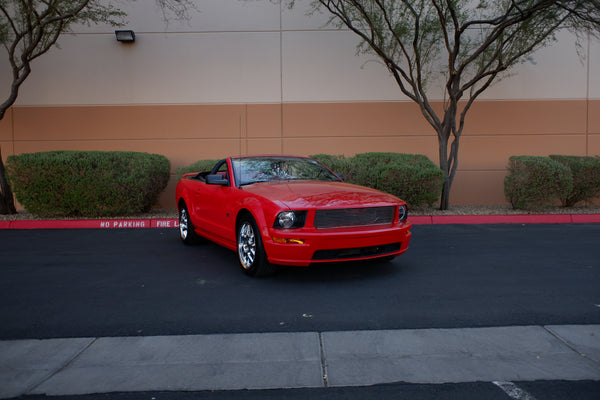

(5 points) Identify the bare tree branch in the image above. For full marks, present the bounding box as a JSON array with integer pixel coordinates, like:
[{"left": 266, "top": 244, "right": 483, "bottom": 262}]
[
  {"left": 0, "top": 0, "right": 193, "bottom": 214},
  {"left": 295, "top": 0, "right": 600, "bottom": 209}
]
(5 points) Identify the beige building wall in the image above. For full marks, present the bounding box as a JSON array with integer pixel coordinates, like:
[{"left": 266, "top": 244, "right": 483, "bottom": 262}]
[{"left": 1, "top": 0, "right": 598, "bottom": 208}]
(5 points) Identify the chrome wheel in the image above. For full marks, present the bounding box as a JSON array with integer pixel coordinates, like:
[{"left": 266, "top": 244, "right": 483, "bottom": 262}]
[
  {"left": 178, "top": 203, "right": 199, "bottom": 245},
  {"left": 179, "top": 208, "right": 189, "bottom": 240},
  {"left": 238, "top": 221, "right": 256, "bottom": 270},
  {"left": 236, "top": 215, "right": 275, "bottom": 276}
]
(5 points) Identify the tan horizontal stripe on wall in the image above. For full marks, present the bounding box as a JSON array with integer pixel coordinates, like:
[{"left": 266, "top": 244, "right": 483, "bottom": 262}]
[{"left": 1, "top": 100, "right": 598, "bottom": 208}]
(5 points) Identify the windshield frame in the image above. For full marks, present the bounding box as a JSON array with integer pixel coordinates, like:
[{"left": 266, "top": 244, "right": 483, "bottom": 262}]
[{"left": 231, "top": 156, "right": 342, "bottom": 187}]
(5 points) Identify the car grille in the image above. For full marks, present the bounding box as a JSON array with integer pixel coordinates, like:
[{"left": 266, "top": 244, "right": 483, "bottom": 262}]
[
  {"left": 313, "top": 206, "right": 395, "bottom": 229},
  {"left": 312, "top": 242, "right": 401, "bottom": 260}
]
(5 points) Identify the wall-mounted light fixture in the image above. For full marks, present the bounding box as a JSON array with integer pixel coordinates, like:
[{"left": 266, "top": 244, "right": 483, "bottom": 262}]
[{"left": 115, "top": 30, "right": 135, "bottom": 43}]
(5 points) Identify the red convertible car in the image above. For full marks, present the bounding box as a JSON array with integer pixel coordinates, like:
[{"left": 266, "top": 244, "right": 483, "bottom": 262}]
[{"left": 176, "top": 155, "right": 412, "bottom": 276}]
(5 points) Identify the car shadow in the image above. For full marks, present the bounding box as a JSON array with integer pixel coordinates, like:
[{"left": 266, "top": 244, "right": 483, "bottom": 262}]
[
  {"left": 272, "top": 258, "right": 402, "bottom": 283},
  {"left": 172, "top": 235, "right": 406, "bottom": 283}
]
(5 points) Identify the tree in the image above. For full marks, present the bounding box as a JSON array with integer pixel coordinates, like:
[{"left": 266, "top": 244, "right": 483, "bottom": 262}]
[
  {"left": 0, "top": 0, "right": 124, "bottom": 214},
  {"left": 0, "top": 0, "right": 191, "bottom": 214},
  {"left": 289, "top": 0, "right": 600, "bottom": 209}
]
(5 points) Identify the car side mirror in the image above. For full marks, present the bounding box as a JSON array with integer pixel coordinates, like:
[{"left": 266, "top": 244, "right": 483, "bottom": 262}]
[{"left": 206, "top": 174, "right": 229, "bottom": 186}]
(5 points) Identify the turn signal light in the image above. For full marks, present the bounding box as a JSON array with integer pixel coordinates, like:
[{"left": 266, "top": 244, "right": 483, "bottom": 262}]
[{"left": 273, "top": 237, "right": 305, "bottom": 244}]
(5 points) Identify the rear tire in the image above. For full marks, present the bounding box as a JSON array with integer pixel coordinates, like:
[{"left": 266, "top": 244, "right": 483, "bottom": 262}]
[
  {"left": 179, "top": 203, "right": 200, "bottom": 245},
  {"left": 237, "top": 214, "right": 275, "bottom": 277}
]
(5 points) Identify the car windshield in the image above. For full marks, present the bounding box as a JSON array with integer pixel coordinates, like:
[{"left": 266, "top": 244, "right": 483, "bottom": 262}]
[{"left": 231, "top": 156, "right": 341, "bottom": 186}]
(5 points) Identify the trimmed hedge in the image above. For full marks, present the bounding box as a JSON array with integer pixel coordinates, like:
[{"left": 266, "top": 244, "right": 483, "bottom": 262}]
[
  {"left": 549, "top": 155, "right": 600, "bottom": 207},
  {"left": 504, "top": 156, "right": 573, "bottom": 210},
  {"left": 308, "top": 154, "right": 352, "bottom": 179},
  {"left": 312, "top": 152, "right": 444, "bottom": 206},
  {"left": 180, "top": 153, "right": 444, "bottom": 206},
  {"left": 7, "top": 151, "right": 170, "bottom": 217},
  {"left": 175, "top": 159, "right": 219, "bottom": 181}
]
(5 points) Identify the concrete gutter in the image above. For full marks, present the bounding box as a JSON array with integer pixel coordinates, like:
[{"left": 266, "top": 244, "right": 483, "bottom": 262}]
[
  {"left": 1, "top": 214, "right": 599, "bottom": 229},
  {"left": 1, "top": 325, "right": 598, "bottom": 398}
]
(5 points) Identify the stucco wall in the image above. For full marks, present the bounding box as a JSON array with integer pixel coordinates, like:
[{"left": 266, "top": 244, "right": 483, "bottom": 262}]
[{"left": 1, "top": 0, "right": 598, "bottom": 208}]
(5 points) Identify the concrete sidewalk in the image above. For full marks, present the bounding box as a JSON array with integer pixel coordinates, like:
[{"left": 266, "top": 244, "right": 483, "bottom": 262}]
[{"left": 1, "top": 325, "right": 599, "bottom": 398}]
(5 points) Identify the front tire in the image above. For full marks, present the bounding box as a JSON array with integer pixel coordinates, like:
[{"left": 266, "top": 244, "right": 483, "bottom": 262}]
[{"left": 237, "top": 215, "right": 275, "bottom": 277}]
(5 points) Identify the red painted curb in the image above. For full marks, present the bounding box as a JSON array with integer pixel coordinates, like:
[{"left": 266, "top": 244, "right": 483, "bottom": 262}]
[
  {"left": 429, "top": 214, "right": 573, "bottom": 225},
  {"left": 407, "top": 216, "right": 433, "bottom": 225},
  {"left": 1, "top": 215, "right": 599, "bottom": 229},
  {"left": 151, "top": 219, "right": 179, "bottom": 228},
  {"left": 572, "top": 214, "right": 600, "bottom": 223},
  {"left": 2, "top": 218, "right": 179, "bottom": 230},
  {"left": 409, "top": 214, "right": 598, "bottom": 225}
]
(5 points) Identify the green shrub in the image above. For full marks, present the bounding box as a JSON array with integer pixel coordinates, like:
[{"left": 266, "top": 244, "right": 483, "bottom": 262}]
[
  {"left": 175, "top": 159, "right": 219, "bottom": 181},
  {"left": 504, "top": 156, "right": 573, "bottom": 210},
  {"left": 310, "top": 154, "right": 352, "bottom": 180},
  {"left": 549, "top": 155, "right": 600, "bottom": 207},
  {"left": 313, "top": 152, "right": 444, "bottom": 207},
  {"left": 6, "top": 151, "right": 170, "bottom": 217},
  {"left": 352, "top": 153, "right": 444, "bottom": 206}
]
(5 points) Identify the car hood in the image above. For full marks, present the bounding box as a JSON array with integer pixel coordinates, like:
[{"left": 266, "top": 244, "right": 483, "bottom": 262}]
[{"left": 241, "top": 181, "right": 402, "bottom": 209}]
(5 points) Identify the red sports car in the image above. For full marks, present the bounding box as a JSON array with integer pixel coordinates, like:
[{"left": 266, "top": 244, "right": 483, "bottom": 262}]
[{"left": 176, "top": 155, "right": 412, "bottom": 276}]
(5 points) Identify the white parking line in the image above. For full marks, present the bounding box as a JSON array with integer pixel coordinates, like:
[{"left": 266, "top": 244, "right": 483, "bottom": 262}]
[{"left": 493, "top": 381, "right": 538, "bottom": 400}]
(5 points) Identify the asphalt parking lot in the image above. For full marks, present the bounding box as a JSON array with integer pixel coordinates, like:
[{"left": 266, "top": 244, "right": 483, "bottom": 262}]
[
  {"left": 0, "top": 223, "right": 599, "bottom": 398},
  {"left": 1, "top": 224, "right": 599, "bottom": 339}
]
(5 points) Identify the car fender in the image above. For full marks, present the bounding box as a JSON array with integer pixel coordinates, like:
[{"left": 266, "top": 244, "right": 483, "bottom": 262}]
[
  {"left": 175, "top": 179, "right": 204, "bottom": 230},
  {"left": 175, "top": 180, "right": 189, "bottom": 209},
  {"left": 236, "top": 196, "right": 280, "bottom": 240},
  {"left": 176, "top": 179, "right": 198, "bottom": 207},
  {"left": 237, "top": 197, "right": 266, "bottom": 227}
]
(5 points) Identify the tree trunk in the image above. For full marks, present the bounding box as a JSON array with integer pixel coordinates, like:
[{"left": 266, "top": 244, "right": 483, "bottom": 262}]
[
  {"left": 437, "top": 98, "right": 462, "bottom": 210},
  {"left": 439, "top": 136, "right": 461, "bottom": 210},
  {"left": 438, "top": 131, "right": 450, "bottom": 210},
  {"left": 0, "top": 146, "right": 17, "bottom": 215},
  {"left": 440, "top": 179, "right": 451, "bottom": 210}
]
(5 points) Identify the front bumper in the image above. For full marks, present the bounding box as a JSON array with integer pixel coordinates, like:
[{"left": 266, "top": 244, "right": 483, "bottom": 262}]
[{"left": 263, "top": 221, "right": 412, "bottom": 266}]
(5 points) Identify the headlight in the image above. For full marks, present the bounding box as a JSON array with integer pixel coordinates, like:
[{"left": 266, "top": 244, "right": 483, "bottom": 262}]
[
  {"left": 398, "top": 205, "right": 408, "bottom": 222},
  {"left": 277, "top": 211, "right": 296, "bottom": 228},
  {"left": 274, "top": 211, "right": 307, "bottom": 229}
]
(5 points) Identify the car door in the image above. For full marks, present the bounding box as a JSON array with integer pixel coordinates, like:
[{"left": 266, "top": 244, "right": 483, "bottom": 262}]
[{"left": 195, "top": 159, "right": 237, "bottom": 244}]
